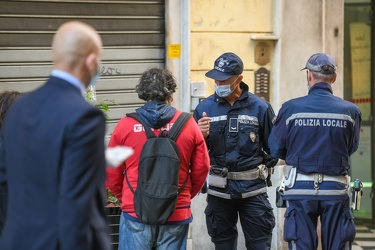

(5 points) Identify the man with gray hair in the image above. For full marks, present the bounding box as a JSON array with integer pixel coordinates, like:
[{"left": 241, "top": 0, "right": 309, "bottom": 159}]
[{"left": 269, "top": 53, "right": 362, "bottom": 250}]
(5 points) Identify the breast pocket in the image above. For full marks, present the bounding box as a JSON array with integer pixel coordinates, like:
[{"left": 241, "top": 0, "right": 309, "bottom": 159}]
[
  {"left": 239, "top": 124, "right": 259, "bottom": 156},
  {"left": 208, "top": 124, "right": 226, "bottom": 156}
]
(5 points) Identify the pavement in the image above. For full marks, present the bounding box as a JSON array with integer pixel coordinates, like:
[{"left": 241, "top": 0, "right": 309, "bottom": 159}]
[
  {"left": 353, "top": 220, "right": 375, "bottom": 250},
  {"left": 106, "top": 206, "right": 375, "bottom": 250}
]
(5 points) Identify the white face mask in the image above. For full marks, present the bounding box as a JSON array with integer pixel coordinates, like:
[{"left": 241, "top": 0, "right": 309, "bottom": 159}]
[{"left": 214, "top": 76, "right": 240, "bottom": 97}]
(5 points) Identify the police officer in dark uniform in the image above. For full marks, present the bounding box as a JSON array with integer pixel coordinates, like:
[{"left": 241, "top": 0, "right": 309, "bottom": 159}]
[
  {"left": 268, "top": 53, "right": 362, "bottom": 250},
  {"left": 193, "top": 52, "right": 277, "bottom": 250}
]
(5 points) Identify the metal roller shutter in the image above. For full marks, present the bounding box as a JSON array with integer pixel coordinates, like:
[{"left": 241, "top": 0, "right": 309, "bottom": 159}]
[{"left": 0, "top": 0, "right": 165, "bottom": 135}]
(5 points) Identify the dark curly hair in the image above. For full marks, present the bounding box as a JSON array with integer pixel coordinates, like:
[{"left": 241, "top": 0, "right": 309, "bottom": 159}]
[
  {"left": 0, "top": 90, "right": 22, "bottom": 128},
  {"left": 136, "top": 68, "right": 177, "bottom": 102}
]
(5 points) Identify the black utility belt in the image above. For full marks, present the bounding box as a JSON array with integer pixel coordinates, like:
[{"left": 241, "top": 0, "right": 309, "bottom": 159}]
[{"left": 207, "top": 165, "right": 268, "bottom": 189}]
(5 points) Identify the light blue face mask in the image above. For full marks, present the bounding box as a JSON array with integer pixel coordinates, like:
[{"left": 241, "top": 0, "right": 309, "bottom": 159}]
[
  {"left": 214, "top": 76, "right": 240, "bottom": 97},
  {"left": 89, "top": 65, "right": 101, "bottom": 87}
]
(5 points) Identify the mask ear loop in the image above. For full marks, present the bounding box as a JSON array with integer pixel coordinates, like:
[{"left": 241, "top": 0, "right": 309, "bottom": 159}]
[
  {"left": 86, "top": 53, "right": 97, "bottom": 79},
  {"left": 230, "top": 75, "right": 241, "bottom": 91},
  {"left": 86, "top": 53, "right": 101, "bottom": 89},
  {"left": 230, "top": 75, "right": 240, "bottom": 86}
]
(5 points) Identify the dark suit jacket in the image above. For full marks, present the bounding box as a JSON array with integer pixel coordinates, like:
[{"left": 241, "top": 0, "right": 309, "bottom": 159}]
[
  {"left": 0, "top": 77, "right": 111, "bottom": 250},
  {"left": 0, "top": 132, "right": 7, "bottom": 236}
]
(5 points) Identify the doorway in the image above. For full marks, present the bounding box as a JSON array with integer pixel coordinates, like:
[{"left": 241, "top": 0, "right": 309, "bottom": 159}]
[{"left": 344, "top": 0, "right": 373, "bottom": 222}]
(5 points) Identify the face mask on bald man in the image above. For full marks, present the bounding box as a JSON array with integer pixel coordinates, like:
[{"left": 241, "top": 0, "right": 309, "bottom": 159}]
[
  {"left": 86, "top": 55, "right": 101, "bottom": 87},
  {"left": 89, "top": 66, "right": 101, "bottom": 87}
]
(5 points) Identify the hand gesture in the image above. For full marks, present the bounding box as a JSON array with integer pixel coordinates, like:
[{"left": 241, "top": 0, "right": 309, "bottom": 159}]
[{"left": 198, "top": 112, "right": 211, "bottom": 138}]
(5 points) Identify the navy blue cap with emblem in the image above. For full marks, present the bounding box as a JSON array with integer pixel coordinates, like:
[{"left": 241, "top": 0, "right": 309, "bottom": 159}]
[
  {"left": 205, "top": 52, "right": 244, "bottom": 81},
  {"left": 301, "top": 53, "right": 337, "bottom": 75}
]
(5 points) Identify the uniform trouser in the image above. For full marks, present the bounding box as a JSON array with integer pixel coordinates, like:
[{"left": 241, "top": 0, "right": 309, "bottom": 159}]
[
  {"left": 205, "top": 193, "right": 275, "bottom": 250},
  {"left": 284, "top": 198, "right": 355, "bottom": 250}
]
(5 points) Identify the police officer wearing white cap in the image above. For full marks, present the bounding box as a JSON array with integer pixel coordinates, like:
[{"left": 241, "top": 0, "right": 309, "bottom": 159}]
[
  {"left": 193, "top": 52, "right": 277, "bottom": 250},
  {"left": 269, "top": 53, "right": 362, "bottom": 250}
]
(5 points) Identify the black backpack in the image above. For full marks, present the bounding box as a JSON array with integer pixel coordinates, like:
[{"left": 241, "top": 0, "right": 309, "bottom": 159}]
[{"left": 125, "top": 112, "right": 191, "bottom": 225}]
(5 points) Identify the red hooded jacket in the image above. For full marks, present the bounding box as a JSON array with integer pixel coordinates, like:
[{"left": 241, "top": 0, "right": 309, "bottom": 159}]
[{"left": 106, "top": 111, "right": 210, "bottom": 223}]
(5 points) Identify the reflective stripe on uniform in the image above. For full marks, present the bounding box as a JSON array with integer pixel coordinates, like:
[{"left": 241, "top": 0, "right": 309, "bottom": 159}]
[
  {"left": 210, "top": 115, "right": 227, "bottom": 122},
  {"left": 227, "top": 168, "right": 259, "bottom": 180},
  {"left": 285, "top": 112, "right": 356, "bottom": 126},
  {"left": 209, "top": 114, "right": 259, "bottom": 125},
  {"left": 291, "top": 241, "right": 297, "bottom": 250},
  {"left": 296, "top": 173, "right": 348, "bottom": 185},
  {"left": 284, "top": 189, "right": 348, "bottom": 196},
  {"left": 207, "top": 186, "right": 268, "bottom": 199},
  {"left": 238, "top": 115, "right": 259, "bottom": 126}
]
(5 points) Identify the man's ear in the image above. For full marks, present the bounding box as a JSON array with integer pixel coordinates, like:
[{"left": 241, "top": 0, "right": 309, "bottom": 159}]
[
  {"left": 307, "top": 70, "right": 313, "bottom": 82},
  {"left": 331, "top": 74, "right": 337, "bottom": 84},
  {"left": 85, "top": 53, "right": 97, "bottom": 75}
]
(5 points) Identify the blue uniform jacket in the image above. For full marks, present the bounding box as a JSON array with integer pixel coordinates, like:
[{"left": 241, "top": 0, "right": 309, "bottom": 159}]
[
  {"left": 193, "top": 82, "right": 276, "bottom": 199},
  {"left": 269, "top": 82, "right": 361, "bottom": 176}
]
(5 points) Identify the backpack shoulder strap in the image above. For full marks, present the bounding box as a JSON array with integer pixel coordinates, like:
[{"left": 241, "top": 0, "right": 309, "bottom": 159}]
[
  {"left": 167, "top": 112, "right": 191, "bottom": 141},
  {"left": 168, "top": 112, "right": 191, "bottom": 194},
  {"left": 126, "top": 112, "right": 155, "bottom": 139}
]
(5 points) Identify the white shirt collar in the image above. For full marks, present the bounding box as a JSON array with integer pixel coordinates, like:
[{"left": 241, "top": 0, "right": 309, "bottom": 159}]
[{"left": 51, "top": 70, "right": 86, "bottom": 97}]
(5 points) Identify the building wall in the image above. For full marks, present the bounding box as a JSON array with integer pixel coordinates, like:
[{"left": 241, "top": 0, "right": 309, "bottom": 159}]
[
  {"left": 190, "top": 0, "right": 275, "bottom": 101},
  {"left": 188, "top": 0, "right": 344, "bottom": 249},
  {"left": 273, "top": 0, "right": 344, "bottom": 111},
  {"left": 0, "top": 0, "right": 166, "bottom": 141}
]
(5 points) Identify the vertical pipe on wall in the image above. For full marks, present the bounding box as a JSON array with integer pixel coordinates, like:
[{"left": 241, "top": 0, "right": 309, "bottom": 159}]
[
  {"left": 272, "top": 0, "right": 282, "bottom": 111},
  {"left": 371, "top": 0, "right": 375, "bottom": 224},
  {"left": 165, "top": 0, "right": 181, "bottom": 110},
  {"left": 165, "top": 0, "right": 191, "bottom": 112},
  {"left": 271, "top": 1, "right": 286, "bottom": 249},
  {"left": 323, "top": 0, "right": 326, "bottom": 51},
  {"left": 180, "top": 0, "right": 191, "bottom": 112}
]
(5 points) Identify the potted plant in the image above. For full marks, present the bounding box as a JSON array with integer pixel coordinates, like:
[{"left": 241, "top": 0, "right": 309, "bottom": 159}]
[{"left": 85, "top": 85, "right": 121, "bottom": 207}]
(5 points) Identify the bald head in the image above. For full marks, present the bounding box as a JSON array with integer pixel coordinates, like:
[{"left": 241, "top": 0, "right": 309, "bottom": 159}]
[{"left": 51, "top": 21, "right": 102, "bottom": 87}]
